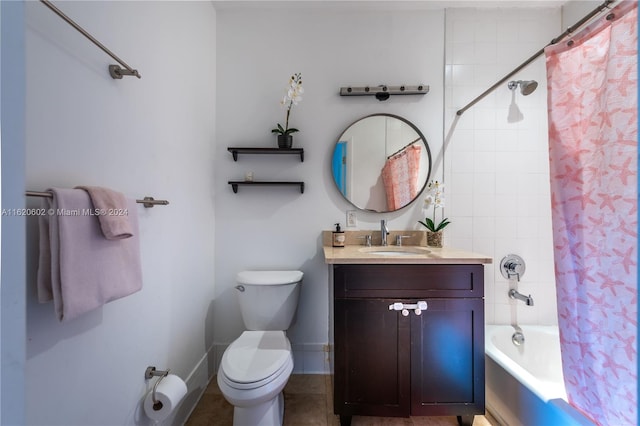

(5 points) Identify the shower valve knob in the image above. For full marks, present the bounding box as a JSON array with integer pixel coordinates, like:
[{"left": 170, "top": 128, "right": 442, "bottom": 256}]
[{"left": 500, "top": 254, "right": 526, "bottom": 281}]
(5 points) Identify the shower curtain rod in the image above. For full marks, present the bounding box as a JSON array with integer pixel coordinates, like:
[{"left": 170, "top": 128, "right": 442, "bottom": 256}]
[
  {"left": 387, "top": 138, "right": 421, "bottom": 159},
  {"left": 455, "top": 0, "right": 616, "bottom": 116},
  {"left": 40, "top": 0, "right": 141, "bottom": 79}
]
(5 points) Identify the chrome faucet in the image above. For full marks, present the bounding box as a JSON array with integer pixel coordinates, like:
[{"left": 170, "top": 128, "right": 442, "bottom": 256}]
[
  {"left": 509, "top": 289, "right": 534, "bottom": 306},
  {"left": 359, "top": 235, "right": 372, "bottom": 247},
  {"left": 396, "top": 235, "right": 410, "bottom": 246},
  {"left": 380, "top": 219, "right": 389, "bottom": 246}
]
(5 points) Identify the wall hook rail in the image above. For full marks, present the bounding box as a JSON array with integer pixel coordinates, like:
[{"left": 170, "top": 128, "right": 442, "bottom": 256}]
[
  {"left": 40, "top": 0, "right": 141, "bottom": 79},
  {"left": 340, "top": 84, "right": 429, "bottom": 101}
]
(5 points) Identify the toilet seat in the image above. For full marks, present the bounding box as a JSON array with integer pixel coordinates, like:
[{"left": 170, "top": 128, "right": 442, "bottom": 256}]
[{"left": 220, "top": 331, "right": 292, "bottom": 390}]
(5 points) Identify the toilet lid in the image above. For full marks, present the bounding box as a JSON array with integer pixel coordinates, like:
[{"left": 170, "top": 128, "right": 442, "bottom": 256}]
[{"left": 221, "top": 331, "right": 291, "bottom": 384}]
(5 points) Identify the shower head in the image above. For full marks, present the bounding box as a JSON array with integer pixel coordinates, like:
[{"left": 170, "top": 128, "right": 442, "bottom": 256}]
[
  {"left": 520, "top": 80, "right": 538, "bottom": 95},
  {"left": 508, "top": 80, "right": 538, "bottom": 96}
]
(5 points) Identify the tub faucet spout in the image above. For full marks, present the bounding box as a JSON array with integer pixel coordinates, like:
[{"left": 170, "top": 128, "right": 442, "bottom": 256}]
[{"left": 509, "top": 289, "right": 534, "bottom": 306}]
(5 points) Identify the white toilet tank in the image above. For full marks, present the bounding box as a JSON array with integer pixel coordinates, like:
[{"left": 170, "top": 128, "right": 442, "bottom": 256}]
[{"left": 236, "top": 270, "right": 303, "bottom": 331}]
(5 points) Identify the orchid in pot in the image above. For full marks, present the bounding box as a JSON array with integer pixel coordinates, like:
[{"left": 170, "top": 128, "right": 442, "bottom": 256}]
[
  {"left": 272, "top": 72, "right": 303, "bottom": 148},
  {"left": 418, "top": 180, "right": 450, "bottom": 247}
]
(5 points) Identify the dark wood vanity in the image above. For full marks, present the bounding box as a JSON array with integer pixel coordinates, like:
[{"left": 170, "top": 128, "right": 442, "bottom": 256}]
[
  {"left": 324, "top": 112, "right": 490, "bottom": 425},
  {"left": 324, "top": 244, "right": 490, "bottom": 426}
]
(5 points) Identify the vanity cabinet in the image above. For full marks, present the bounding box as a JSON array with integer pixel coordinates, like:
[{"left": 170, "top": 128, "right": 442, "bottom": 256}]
[{"left": 332, "top": 264, "right": 485, "bottom": 426}]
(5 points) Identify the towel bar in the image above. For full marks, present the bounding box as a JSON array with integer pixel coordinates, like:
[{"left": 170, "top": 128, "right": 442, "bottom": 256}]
[{"left": 25, "top": 191, "right": 169, "bottom": 208}]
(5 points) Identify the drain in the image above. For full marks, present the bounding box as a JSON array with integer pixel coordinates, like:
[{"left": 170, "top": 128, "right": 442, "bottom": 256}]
[{"left": 512, "top": 331, "right": 525, "bottom": 346}]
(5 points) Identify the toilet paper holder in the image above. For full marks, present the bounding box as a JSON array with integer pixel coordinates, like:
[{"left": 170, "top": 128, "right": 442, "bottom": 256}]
[{"left": 145, "top": 366, "right": 170, "bottom": 410}]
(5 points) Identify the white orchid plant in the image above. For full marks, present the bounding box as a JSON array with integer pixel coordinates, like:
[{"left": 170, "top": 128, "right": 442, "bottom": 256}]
[
  {"left": 272, "top": 72, "right": 304, "bottom": 136},
  {"left": 418, "top": 180, "right": 451, "bottom": 232}
]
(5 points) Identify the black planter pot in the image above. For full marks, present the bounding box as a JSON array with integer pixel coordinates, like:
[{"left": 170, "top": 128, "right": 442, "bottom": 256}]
[{"left": 277, "top": 134, "right": 293, "bottom": 149}]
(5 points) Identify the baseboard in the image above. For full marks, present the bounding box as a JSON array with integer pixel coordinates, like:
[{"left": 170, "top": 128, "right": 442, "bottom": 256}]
[
  {"left": 291, "top": 343, "right": 330, "bottom": 374},
  {"left": 170, "top": 345, "right": 216, "bottom": 425}
]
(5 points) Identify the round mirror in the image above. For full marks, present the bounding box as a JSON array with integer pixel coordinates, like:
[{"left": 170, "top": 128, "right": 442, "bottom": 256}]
[{"left": 332, "top": 114, "right": 432, "bottom": 212}]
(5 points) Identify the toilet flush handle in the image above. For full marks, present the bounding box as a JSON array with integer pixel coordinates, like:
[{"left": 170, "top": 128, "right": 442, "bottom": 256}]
[{"left": 235, "top": 285, "right": 245, "bottom": 292}]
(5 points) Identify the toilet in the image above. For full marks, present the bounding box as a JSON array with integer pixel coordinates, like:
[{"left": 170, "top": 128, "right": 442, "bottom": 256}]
[{"left": 217, "top": 270, "right": 303, "bottom": 426}]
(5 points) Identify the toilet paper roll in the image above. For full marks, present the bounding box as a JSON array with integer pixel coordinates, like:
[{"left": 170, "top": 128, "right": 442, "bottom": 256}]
[{"left": 144, "top": 374, "right": 188, "bottom": 421}]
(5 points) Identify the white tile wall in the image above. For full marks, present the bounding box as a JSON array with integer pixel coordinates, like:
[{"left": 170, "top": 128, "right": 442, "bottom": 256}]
[{"left": 444, "top": 8, "right": 561, "bottom": 326}]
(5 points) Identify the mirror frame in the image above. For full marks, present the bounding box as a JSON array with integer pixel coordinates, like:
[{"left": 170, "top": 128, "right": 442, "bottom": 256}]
[{"left": 332, "top": 113, "right": 432, "bottom": 212}]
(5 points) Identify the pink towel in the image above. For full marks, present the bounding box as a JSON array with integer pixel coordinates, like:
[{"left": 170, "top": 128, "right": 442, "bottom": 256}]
[
  {"left": 37, "top": 188, "right": 143, "bottom": 321},
  {"left": 75, "top": 185, "right": 133, "bottom": 240}
]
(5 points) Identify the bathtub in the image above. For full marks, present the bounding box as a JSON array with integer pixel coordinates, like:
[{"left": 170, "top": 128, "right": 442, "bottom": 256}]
[{"left": 484, "top": 325, "right": 594, "bottom": 426}]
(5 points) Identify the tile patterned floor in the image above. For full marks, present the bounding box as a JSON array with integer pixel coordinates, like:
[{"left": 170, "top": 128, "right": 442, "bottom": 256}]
[{"left": 185, "top": 375, "right": 497, "bottom": 426}]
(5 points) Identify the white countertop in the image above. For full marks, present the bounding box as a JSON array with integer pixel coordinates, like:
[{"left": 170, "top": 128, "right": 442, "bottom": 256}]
[{"left": 323, "top": 244, "right": 493, "bottom": 265}]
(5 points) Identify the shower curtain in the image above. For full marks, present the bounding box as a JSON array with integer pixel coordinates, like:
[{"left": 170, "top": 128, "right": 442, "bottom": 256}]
[
  {"left": 545, "top": 2, "right": 637, "bottom": 425},
  {"left": 381, "top": 144, "right": 422, "bottom": 210}
]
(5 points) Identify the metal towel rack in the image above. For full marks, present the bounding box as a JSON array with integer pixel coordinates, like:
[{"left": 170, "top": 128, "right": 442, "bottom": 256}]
[
  {"left": 26, "top": 191, "right": 169, "bottom": 208},
  {"left": 40, "top": 0, "right": 141, "bottom": 79}
]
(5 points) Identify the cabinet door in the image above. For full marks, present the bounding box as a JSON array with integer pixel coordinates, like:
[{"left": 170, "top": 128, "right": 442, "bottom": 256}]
[
  {"left": 334, "top": 298, "right": 411, "bottom": 417},
  {"left": 410, "top": 298, "right": 485, "bottom": 416}
]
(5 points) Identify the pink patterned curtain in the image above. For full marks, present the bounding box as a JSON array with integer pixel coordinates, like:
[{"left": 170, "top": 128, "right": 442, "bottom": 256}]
[
  {"left": 381, "top": 144, "right": 422, "bottom": 210},
  {"left": 545, "top": 2, "right": 637, "bottom": 425}
]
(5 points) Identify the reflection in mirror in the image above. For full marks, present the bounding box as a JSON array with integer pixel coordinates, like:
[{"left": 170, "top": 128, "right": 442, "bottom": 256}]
[{"left": 332, "top": 114, "right": 431, "bottom": 212}]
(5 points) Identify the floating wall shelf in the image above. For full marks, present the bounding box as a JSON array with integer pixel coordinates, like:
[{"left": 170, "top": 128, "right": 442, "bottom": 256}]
[
  {"left": 339, "top": 84, "right": 429, "bottom": 101},
  {"left": 227, "top": 146, "right": 305, "bottom": 195},
  {"left": 227, "top": 147, "right": 304, "bottom": 162},
  {"left": 228, "top": 181, "right": 305, "bottom": 194}
]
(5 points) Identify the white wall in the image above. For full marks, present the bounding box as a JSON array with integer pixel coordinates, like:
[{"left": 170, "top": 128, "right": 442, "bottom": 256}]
[
  {"left": 24, "top": 2, "right": 216, "bottom": 425},
  {"left": 1, "top": 1, "right": 27, "bottom": 424},
  {"left": 213, "top": 5, "right": 445, "bottom": 373},
  {"left": 563, "top": 0, "right": 603, "bottom": 28},
  {"left": 444, "top": 7, "right": 560, "bottom": 326}
]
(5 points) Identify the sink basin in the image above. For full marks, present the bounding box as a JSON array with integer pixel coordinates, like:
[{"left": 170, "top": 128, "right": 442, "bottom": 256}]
[{"left": 359, "top": 246, "right": 431, "bottom": 256}]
